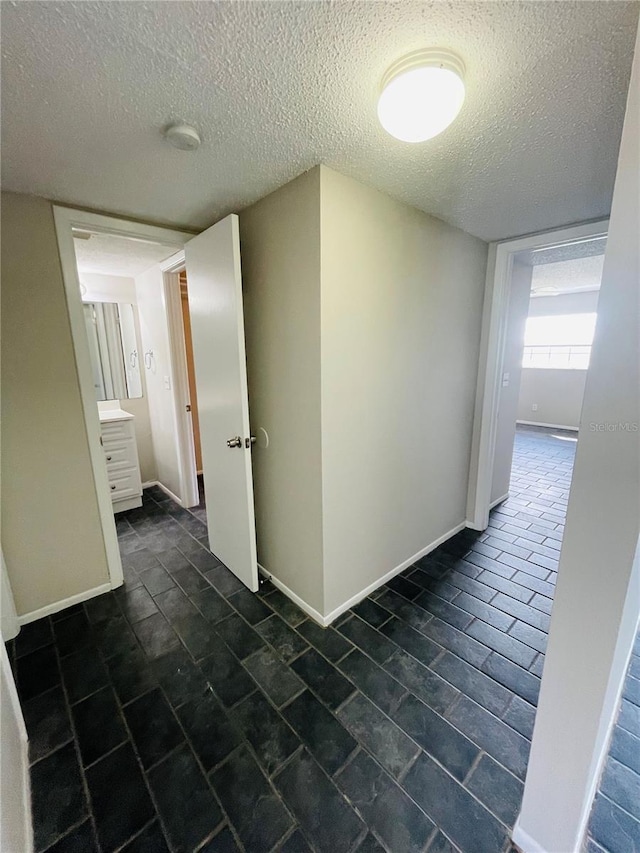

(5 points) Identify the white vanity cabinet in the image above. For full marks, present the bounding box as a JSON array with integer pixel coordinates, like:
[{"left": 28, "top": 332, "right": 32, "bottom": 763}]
[{"left": 99, "top": 409, "right": 143, "bottom": 512}]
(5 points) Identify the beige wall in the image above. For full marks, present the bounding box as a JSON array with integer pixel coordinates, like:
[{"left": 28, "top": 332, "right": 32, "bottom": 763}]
[
  {"left": 81, "top": 271, "right": 157, "bottom": 482},
  {"left": 1, "top": 173, "right": 487, "bottom": 623},
  {"left": 1, "top": 192, "right": 109, "bottom": 617},
  {"left": 240, "top": 169, "right": 324, "bottom": 613},
  {"left": 242, "top": 167, "right": 487, "bottom": 619},
  {"left": 517, "top": 368, "right": 587, "bottom": 429},
  {"left": 491, "top": 261, "right": 533, "bottom": 503},
  {"left": 320, "top": 167, "right": 487, "bottom": 615}
]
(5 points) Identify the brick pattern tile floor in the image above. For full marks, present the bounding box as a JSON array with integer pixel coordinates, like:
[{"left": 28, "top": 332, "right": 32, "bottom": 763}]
[
  {"left": 7, "top": 426, "right": 637, "bottom": 852},
  {"left": 586, "top": 638, "right": 640, "bottom": 852}
]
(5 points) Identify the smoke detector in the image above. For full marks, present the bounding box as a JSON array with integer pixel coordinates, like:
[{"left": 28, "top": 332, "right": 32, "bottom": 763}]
[{"left": 163, "top": 123, "right": 201, "bottom": 151}]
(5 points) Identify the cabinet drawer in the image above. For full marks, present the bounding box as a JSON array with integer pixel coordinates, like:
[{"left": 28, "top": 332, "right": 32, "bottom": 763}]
[
  {"left": 101, "top": 418, "right": 135, "bottom": 444},
  {"left": 104, "top": 441, "right": 138, "bottom": 475},
  {"left": 108, "top": 468, "right": 141, "bottom": 501}
]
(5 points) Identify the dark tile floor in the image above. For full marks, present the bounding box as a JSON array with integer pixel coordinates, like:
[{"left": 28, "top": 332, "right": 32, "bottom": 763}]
[
  {"left": 586, "top": 636, "right": 640, "bottom": 852},
  {"left": 6, "top": 426, "right": 636, "bottom": 853}
]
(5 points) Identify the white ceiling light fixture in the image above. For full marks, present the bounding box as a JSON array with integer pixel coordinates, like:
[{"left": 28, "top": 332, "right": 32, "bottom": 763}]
[
  {"left": 163, "top": 123, "right": 201, "bottom": 151},
  {"left": 378, "top": 48, "right": 466, "bottom": 143}
]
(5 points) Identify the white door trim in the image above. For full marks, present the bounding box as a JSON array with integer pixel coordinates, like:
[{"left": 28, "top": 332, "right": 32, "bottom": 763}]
[
  {"left": 53, "top": 206, "right": 193, "bottom": 589},
  {"left": 1, "top": 549, "right": 20, "bottom": 641},
  {"left": 0, "top": 642, "right": 32, "bottom": 853},
  {"left": 161, "top": 251, "right": 199, "bottom": 508},
  {"left": 466, "top": 218, "right": 609, "bottom": 531}
]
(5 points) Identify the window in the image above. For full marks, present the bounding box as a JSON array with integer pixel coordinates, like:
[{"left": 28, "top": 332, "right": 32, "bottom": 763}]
[{"left": 522, "top": 313, "right": 597, "bottom": 369}]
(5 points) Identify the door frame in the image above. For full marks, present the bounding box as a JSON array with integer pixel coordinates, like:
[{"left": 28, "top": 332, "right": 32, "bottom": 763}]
[
  {"left": 53, "top": 206, "right": 193, "bottom": 589},
  {"left": 466, "top": 218, "right": 609, "bottom": 531},
  {"left": 160, "top": 250, "right": 200, "bottom": 509}
]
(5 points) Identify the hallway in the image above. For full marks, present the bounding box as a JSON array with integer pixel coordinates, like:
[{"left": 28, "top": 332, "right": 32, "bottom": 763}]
[{"left": 9, "top": 426, "right": 629, "bottom": 853}]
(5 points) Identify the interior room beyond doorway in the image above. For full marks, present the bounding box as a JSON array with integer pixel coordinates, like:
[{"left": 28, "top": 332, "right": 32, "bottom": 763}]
[
  {"left": 70, "top": 229, "right": 203, "bottom": 520},
  {"left": 489, "top": 232, "right": 606, "bottom": 516}
]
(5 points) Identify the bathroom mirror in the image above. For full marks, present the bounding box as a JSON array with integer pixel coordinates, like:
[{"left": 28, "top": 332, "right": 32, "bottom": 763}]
[{"left": 83, "top": 301, "right": 143, "bottom": 400}]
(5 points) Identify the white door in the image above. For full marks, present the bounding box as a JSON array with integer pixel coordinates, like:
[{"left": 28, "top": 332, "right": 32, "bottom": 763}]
[{"left": 184, "top": 214, "right": 258, "bottom": 592}]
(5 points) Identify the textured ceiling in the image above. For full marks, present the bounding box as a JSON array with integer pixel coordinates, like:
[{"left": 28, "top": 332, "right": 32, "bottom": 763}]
[
  {"left": 73, "top": 233, "right": 178, "bottom": 277},
  {"left": 522, "top": 236, "right": 608, "bottom": 267},
  {"left": 2, "top": 1, "right": 638, "bottom": 241},
  {"left": 530, "top": 254, "right": 605, "bottom": 296}
]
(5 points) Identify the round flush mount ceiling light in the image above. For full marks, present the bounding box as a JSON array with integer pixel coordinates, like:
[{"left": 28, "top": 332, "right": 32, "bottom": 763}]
[
  {"left": 163, "top": 123, "right": 201, "bottom": 151},
  {"left": 378, "top": 49, "right": 466, "bottom": 143}
]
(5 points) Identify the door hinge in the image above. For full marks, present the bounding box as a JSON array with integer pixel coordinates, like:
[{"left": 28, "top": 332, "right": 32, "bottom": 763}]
[{"left": 186, "top": 404, "right": 192, "bottom": 412}]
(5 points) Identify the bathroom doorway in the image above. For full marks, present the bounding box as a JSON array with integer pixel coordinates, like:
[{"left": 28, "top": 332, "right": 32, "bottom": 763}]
[{"left": 55, "top": 207, "right": 259, "bottom": 593}]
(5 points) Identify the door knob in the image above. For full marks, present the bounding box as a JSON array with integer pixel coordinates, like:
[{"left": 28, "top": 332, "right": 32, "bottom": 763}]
[
  {"left": 245, "top": 436, "right": 256, "bottom": 448},
  {"left": 227, "top": 436, "right": 242, "bottom": 448}
]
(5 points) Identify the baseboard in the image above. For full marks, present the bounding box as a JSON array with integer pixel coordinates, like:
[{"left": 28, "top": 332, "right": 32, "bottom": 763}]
[
  {"left": 322, "top": 520, "right": 468, "bottom": 626},
  {"left": 18, "top": 582, "right": 112, "bottom": 626},
  {"left": 490, "top": 492, "right": 509, "bottom": 509},
  {"left": 516, "top": 420, "right": 579, "bottom": 432},
  {"left": 142, "top": 480, "right": 184, "bottom": 507},
  {"left": 113, "top": 496, "right": 142, "bottom": 513},
  {"left": 258, "top": 565, "right": 325, "bottom": 626},
  {"left": 259, "top": 521, "right": 467, "bottom": 628},
  {"left": 511, "top": 819, "right": 551, "bottom": 853}
]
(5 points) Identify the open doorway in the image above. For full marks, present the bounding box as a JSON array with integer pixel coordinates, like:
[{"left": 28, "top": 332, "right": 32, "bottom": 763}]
[
  {"left": 463, "top": 239, "right": 607, "bottom": 671},
  {"left": 66, "top": 229, "right": 224, "bottom": 565},
  {"left": 491, "top": 237, "right": 606, "bottom": 512},
  {"left": 462, "top": 223, "right": 609, "bottom": 705},
  {"left": 467, "top": 218, "right": 609, "bottom": 532},
  {"left": 460, "top": 224, "right": 609, "bottom": 714},
  {"left": 71, "top": 229, "right": 183, "bottom": 508},
  {"left": 55, "top": 206, "right": 259, "bottom": 594}
]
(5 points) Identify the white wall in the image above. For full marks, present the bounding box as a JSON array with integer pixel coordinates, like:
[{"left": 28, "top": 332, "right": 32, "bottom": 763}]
[
  {"left": 1, "top": 192, "right": 110, "bottom": 618},
  {"left": 319, "top": 167, "right": 488, "bottom": 616},
  {"left": 516, "top": 289, "right": 601, "bottom": 430},
  {"left": 517, "top": 368, "right": 587, "bottom": 429},
  {"left": 527, "top": 290, "right": 600, "bottom": 317},
  {"left": 0, "top": 644, "right": 32, "bottom": 853},
  {"left": 492, "top": 261, "right": 532, "bottom": 502},
  {"left": 514, "top": 25, "right": 640, "bottom": 853},
  {"left": 135, "top": 266, "right": 183, "bottom": 499},
  {"left": 240, "top": 169, "right": 324, "bottom": 614},
  {"left": 80, "top": 271, "right": 136, "bottom": 303},
  {"left": 517, "top": 290, "right": 600, "bottom": 429},
  {"left": 80, "top": 272, "right": 156, "bottom": 482}
]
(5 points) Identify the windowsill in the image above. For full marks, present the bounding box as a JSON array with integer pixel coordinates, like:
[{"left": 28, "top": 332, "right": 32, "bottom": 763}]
[{"left": 521, "top": 366, "right": 589, "bottom": 372}]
